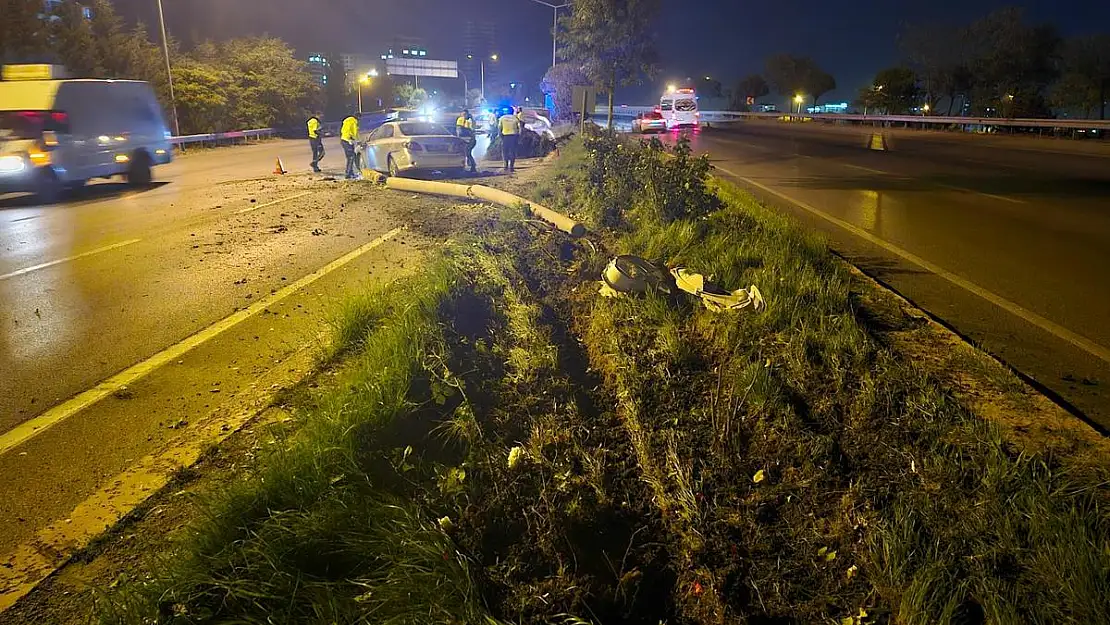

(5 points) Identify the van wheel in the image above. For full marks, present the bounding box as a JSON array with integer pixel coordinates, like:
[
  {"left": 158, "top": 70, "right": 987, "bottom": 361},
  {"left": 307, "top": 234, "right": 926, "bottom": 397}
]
[
  {"left": 35, "top": 169, "right": 63, "bottom": 204},
  {"left": 387, "top": 155, "right": 399, "bottom": 177},
  {"left": 127, "top": 152, "right": 153, "bottom": 187}
]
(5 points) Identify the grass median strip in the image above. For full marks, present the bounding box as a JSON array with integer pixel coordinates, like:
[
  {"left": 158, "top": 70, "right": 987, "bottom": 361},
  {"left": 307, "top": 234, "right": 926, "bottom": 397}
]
[{"left": 93, "top": 132, "right": 1109, "bottom": 625}]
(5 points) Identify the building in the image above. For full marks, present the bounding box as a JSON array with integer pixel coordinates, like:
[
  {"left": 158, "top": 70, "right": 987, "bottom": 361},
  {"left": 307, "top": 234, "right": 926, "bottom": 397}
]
[
  {"left": 42, "top": 0, "right": 92, "bottom": 20},
  {"left": 462, "top": 21, "right": 498, "bottom": 93},
  {"left": 306, "top": 53, "right": 330, "bottom": 86}
]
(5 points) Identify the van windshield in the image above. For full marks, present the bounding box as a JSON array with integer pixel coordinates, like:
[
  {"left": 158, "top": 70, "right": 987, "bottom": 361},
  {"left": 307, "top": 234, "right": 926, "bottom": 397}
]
[{"left": 0, "top": 110, "right": 69, "bottom": 140}]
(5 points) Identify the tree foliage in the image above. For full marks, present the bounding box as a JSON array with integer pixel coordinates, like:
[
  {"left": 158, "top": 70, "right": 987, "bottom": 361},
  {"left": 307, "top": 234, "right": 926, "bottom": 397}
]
[
  {"left": 561, "top": 0, "right": 660, "bottom": 129},
  {"left": 1054, "top": 35, "right": 1110, "bottom": 118},
  {"left": 0, "top": 0, "right": 49, "bottom": 63},
  {"left": 50, "top": 0, "right": 101, "bottom": 77},
  {"left": 2, "top": 1, "right": 320, "bottom": 134},
  {"left": 857, "top": 66, "right": 919, "bottom": 114},
  {"left": 764, "top": 54, "right": 836, "bottom": 104},
  {"left": 901, "top": 8, "right": 1058, "bottom": 117},
  {"left": 393, "top": 83, "right": 428, "bottom": 108},
  {"left": 541, "top": 63, "right": 589, "bottom": 121},
  {"left": 731, "top": 74, "right": 769, "bottom": 110}
]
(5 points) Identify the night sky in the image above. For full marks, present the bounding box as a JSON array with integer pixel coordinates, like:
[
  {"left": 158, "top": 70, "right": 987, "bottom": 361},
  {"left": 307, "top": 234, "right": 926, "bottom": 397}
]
[{"left": 114, "top": 0, "right": 1110, "bottom": 105}]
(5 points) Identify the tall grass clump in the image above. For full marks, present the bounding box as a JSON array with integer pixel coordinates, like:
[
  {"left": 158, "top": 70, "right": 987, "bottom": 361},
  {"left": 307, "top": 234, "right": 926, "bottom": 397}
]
[
  {"left": 535, "top": 131, "right": 1110, "bottom": 624},
  {"left": 97, "top": 257, "right": 507, "bottom": 624}
]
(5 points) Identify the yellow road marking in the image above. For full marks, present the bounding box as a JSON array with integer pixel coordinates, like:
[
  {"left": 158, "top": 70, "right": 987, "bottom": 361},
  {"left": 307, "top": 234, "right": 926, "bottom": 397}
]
[
  {"left": 841, "top": 162, "right": 890, "bottom": 175},
  {"left": 0, "top": 226, "right": 404, "bottom": 456},
  {"left": 0, "top": 239, "right": 141, "bottom": 281},
  {"left": 236, "top": 191, "right": 313, "bottom": 214},
  {"left": 713, "top": 165, "right": 1110, "bottom": 366},
  {"left": 934, "top": 183, "right": 1026, "bottom": 204}
]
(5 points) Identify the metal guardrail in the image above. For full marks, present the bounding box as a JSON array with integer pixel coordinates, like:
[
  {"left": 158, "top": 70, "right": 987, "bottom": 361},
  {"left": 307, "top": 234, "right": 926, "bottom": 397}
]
[
  {"left": 170, "top": 128, "right": 276, "bottom": 146},
  {"left": 597, "top": 107, "right": 1110, "bottom": 130}
]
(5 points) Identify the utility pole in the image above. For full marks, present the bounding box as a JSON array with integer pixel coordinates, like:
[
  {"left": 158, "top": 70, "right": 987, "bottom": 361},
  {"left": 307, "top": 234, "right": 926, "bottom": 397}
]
[
  {"left": 526, "top": 0, "right": 569, "bottom": 68},
  {"left": 155, "top": 0, "right": 180, "bottom": 136}
]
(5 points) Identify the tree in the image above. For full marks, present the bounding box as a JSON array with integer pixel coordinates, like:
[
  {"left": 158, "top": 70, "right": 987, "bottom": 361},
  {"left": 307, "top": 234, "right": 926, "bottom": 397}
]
[
  {"left": 394, "top": 82, "right": 428, "bottom": 108},
  {"left": 1055, "top": 35, "right": 1110, "bottom": 119},
  {"left": 963, "top": 8, "right": 1059, "bottom": 117},
  {"left": 0, "top": 0, "right": 49, "bottom": 63},
  {"left": 808, "top": 70, "right": 836, "bottom": 106},
  {"left": 561, "top": 0, "right": 660, "bottom": 130},
  {"left": 213, "top": 37, "right": 321, "bottom": 129},
  {"left": 541, "top": 63, "right": 589, "bottom": 120},
  {"left": 764, "top": 54, "right": 836, "bottom": 105},
  {"left": 172, "top": 60, "right": 231, "bottom": 133},
  {"left": 902, "top": 21, "right": 972, "bottom": 115},
  {"left": 861, "top": 66, "right": 919, "bottom": 114},
  {"left": 50, "top": 0, "right": 103, "bottom": 77},
  {"left": 731, "top": 74, "right": 769, "bottom": 110}
]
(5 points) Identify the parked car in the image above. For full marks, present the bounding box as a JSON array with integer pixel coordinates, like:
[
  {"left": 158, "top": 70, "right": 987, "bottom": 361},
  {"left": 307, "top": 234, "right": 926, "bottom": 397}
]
[
  {"left": 632, "top": 110, "right": 667, "bottom": 133},
  {"left": 362, "top": 121, "right": 466, "bottom": 176},
  {"left": 0, "top": 66, "right": 172, "bottom": 202}
]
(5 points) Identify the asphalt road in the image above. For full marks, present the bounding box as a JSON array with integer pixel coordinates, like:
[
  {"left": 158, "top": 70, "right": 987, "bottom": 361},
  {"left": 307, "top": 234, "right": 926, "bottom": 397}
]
[
  {"left": 0, "top": 135, "right": 521, "bottom": 607},
  {"left": 660, "top": 122, "right": 1110, "bottom": 430}
]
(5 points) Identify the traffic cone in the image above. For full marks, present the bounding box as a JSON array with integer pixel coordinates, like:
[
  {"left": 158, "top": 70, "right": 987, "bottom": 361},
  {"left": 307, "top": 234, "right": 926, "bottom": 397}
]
[
  {"left": 867, "top": 133, "right": 888, "bottom": 151},
  {"left": 273, "top": 157, "right": 287, "bottom": 175}
]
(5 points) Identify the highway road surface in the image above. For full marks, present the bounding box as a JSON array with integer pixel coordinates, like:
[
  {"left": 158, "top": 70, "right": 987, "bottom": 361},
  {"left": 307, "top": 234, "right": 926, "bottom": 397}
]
[
  {"left": 659, "top": 121, "right": 1110, "bottom": 430},
  {"left": 0, "top": 137, "right": 473, "bottom": 600}
]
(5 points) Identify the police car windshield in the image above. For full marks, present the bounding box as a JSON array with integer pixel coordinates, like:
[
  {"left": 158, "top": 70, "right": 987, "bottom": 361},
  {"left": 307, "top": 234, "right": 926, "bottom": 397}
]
[{"left": 399, "top": 122, "right": 452, "bottom": 136}]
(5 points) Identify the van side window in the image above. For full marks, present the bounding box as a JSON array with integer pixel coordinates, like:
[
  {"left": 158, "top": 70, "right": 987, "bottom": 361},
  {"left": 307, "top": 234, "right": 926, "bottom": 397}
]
[{"left": 380, "top": 125, "right": 394, "bottom": 139}]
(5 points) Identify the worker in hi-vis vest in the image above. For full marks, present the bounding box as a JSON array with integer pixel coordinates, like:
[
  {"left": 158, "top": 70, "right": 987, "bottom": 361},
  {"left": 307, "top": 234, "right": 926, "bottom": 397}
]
[
  {"left": 497, "top": 108, "right": 521, "bottom": 173},
  {"left": 307, "top": 114, "right": 324, "bottom": 173},
  {"left": 455, "top": 109, "right": 477, "bottom": 173},
  {"left": 340, "top": 112, "right": 360, "bottom": 179}
]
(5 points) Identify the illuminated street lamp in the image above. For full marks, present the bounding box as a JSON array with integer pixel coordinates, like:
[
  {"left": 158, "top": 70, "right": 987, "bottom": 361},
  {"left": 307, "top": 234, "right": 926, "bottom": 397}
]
[
  {"left": 357, "top": 69, "right": 378, "bottom": 114},
  {"left": 477, "top": 53, "right": 498, "bottom": 103},
  {"left": 666, "top": 84, "right": 677, "bottom": 93},
  {"left": 922, "top": 103, "right": 931, "bottom": 116},
  {"left": 794, "top": 93, "right": 805, "bottom": 114}
]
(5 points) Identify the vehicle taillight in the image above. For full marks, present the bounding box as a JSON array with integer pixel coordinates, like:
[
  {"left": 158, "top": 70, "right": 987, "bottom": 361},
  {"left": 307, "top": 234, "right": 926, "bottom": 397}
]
[{"left": 404, "top": 141, "right": 424, "bottom": 151}]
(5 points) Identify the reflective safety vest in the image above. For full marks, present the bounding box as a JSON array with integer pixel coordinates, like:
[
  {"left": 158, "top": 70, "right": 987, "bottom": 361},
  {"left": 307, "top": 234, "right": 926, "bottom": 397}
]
[
  {"left": 341, "top": 116, "right": 359, "bottom": 142},
  {"left": 498, "top": 114, "right": 520, "bottom": 136},
  {"left": 455, "top": 115, "right": 473, "bottom": 136},
  {"left": 307, "top": 117, "right": 321, "bottom": 139}
]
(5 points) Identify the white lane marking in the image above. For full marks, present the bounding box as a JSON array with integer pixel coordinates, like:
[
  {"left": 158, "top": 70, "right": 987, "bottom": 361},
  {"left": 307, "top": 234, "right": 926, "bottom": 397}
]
[
  {"left": 0, "top": 239, "right": 141, "bottom": 282},
  {"left": 713, "top": 164, "right": 1110, "bottom": 366},
  {"left": 236, "top": 191, "right": 313, "bottom": 214},
  {"left": 934, "top": 183, "right": 1026, "bottom": 204},
  {"left": 0, "top": 226, "right": 404, "bottom": 456}
]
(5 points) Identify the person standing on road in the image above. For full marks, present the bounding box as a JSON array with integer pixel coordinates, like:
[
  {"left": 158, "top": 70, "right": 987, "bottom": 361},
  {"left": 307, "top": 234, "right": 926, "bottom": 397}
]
[
  {"left": 307, "top": 113, "right": 324, "bottom": 173},
  {"left": 497, "top": 108, "right": 521, "bottom": 172},
  {"left": 340, "top": 112, "right": 360, "bottom": 180},
  {"left": 455, "top": 109, "right": 477, "bottom": 173}
]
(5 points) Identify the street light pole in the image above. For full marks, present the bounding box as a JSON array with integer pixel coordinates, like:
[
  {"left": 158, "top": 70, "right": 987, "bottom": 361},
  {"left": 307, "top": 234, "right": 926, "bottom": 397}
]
[
  {"left": 481, "top": 54, "right": 498, "bottom": 104},
  {"left": 526, "top": 0, "right": 569, "bottom": 69},
  {"left": 155, "top": 0, "right": 180, "bottom": 136}
]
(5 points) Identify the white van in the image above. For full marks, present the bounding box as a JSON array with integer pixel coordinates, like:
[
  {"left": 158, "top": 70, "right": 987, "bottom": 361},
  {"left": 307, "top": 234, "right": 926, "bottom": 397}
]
[
  {"left": 659, "top": 88, "right": 699, "bottom": 129},
  {"left": 0, "top": 68, "right": 172, "bottom": 202}
]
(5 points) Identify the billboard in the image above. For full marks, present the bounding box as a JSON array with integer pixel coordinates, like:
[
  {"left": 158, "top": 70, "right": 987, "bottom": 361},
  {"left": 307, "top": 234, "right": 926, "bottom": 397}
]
[{"left": 385, "top": 58, "right": 458, "bottom": 78}]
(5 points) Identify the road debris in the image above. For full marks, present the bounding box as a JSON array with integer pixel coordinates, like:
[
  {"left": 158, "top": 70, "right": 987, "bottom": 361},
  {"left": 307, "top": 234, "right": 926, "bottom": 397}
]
[
  {"left": 671, "top": 266, "right": 765, "bottom": 313},
  {"left": 597, "top": 256, "right": 765, "bottom": 313}
]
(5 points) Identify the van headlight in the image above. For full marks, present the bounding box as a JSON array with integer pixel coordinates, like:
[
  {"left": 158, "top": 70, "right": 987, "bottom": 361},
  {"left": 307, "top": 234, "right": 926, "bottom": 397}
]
[{"left": 0, "top": 155, "right": 27, "bottom": 173}]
